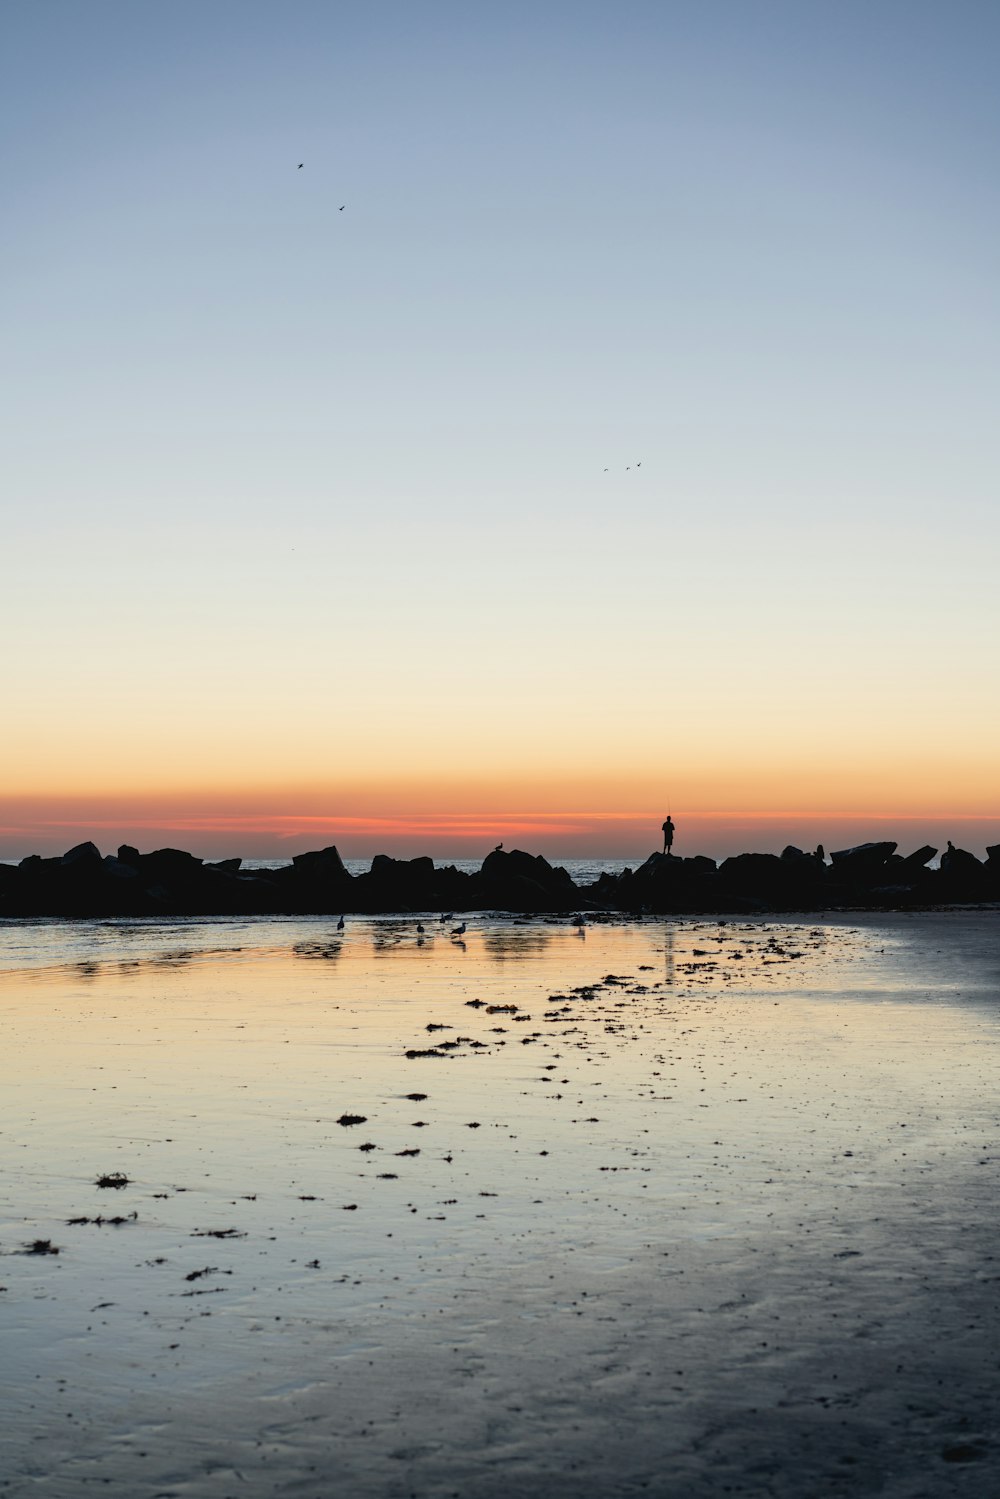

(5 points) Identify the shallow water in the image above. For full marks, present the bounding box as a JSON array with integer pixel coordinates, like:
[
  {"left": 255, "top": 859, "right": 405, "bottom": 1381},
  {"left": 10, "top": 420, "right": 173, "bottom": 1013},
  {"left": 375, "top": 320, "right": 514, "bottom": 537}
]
[{"left": 1, "top": 912, "right": 998, "bottom": 1496}]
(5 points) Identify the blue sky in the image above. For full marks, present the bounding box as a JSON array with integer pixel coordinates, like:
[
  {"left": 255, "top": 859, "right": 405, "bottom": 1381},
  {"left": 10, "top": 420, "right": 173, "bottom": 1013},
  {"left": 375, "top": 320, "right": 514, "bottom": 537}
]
[{"left": 2, "top": 1, "right": 999, "bottom": 856}]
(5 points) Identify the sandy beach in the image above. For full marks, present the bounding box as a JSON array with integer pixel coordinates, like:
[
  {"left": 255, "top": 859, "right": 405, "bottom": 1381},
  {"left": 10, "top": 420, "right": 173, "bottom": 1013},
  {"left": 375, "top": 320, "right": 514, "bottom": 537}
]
[{"left": 2, "top": 910, "right": 999, "bottom": 1497}]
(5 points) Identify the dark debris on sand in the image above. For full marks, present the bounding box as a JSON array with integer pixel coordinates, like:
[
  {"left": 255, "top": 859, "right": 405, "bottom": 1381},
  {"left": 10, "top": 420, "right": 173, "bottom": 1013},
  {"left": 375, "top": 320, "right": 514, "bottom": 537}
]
[{"left": 94, "top": 1172, "right": 130, "bottom": 1190}]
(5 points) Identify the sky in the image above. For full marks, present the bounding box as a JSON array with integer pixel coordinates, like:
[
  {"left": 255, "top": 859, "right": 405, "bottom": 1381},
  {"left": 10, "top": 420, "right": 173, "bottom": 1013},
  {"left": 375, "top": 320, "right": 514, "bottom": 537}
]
[{"left": 2, "top": 0, "right": 999, "bottom": 861}]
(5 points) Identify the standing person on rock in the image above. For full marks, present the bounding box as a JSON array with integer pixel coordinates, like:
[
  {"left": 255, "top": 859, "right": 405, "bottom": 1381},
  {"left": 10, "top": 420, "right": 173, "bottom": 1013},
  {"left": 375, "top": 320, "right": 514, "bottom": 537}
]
[{"left": 662, "top": 816, "right": 675, "bottom": 856}]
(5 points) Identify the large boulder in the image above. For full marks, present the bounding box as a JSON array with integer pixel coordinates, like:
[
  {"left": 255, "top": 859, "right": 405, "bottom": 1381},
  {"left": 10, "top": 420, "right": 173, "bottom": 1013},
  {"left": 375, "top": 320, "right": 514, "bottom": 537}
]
[
  {"left": 614, "top": 852, "right": 721, "bottom": 912},
  {"left": 899, "top": 845, "right": 937, "bottom": 870},
  {"left": 829, "top": 842, "right": 897, "bottom": 880},
  {"left": 358, "top": 854, "right": 439, "bottom": 911},
  {"left": 140, "top": 847, "right": 204, "bottom": 881},
  {"left": 61, "top": 841, "right": 103, "bottom": 868},
  {"left": 779, "top": 845, "right": 826, "bottom": 877},
  {"left": 481, "top": 848, "right": 575, "bottom": 890},
  {"left": 940, "top": 843, "right": 983, "bottom": 876},
  {"left": 939, "top": 843, "right": 987, "bottom": 898},
  {"left": 478, "top": 848, "right": 578, "bottom": 911},
  {"left": 285, "top": 844, "right": 354, "bottom": 912},
  {"left": 719, "top": 851, "right": 821, "bottom": 905},
  {"left": 292, "top": 845, "right": 350, "bottom": 880}
]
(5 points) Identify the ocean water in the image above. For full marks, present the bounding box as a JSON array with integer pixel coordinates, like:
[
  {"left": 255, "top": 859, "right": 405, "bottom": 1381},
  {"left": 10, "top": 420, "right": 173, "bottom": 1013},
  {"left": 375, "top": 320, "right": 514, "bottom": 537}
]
[
  {"left": 0, "top": 857, "right": 633, "bottom": 881},
  {"left": 242, "top": 856, "right": 629, "bottom": 883}
]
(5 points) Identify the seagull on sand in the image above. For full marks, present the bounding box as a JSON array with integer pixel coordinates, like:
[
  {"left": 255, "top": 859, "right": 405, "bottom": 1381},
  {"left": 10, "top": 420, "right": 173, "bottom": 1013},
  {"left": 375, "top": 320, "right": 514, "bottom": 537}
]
[
  {"left": 574, "top": 914, "right": 586, "bottom": 934},
  {"left": 336, "top": 914, "right": 345, "bottom": 931},
  {"left": 451, "top": 921, "right": 467, "bottom": 938},
  {"left": 440, "top": 912, "right": 453, "bottom": 923},
  {"left": 416, "top": 923, "right": 425, "bottom": 934}
]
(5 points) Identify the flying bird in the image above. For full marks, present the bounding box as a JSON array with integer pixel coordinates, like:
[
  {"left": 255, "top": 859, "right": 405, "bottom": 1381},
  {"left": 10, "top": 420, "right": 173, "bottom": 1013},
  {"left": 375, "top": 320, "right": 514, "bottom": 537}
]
[
  {"left": 339, "top": 204, "right": 345, "bottom": 211},
  {"left": 297, "top": 163, "right": 304, "bottom": 169}
]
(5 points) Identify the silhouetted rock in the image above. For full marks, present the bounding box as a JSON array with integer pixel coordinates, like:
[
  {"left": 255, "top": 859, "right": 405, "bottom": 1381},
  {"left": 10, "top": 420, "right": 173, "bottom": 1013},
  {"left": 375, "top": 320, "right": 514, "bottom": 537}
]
[
  {"left": 718, "top": 852, "right": 821, "bottom": 907},
  {"left": 1, "top": 835, "right": 997, "bottom": 918},
  {"left": 780, "top": 845, "right": 826, "bottom": 875},
  {"left": 900, "top": 845, "right": 937, "bottom": 870},
  {"left": 610, "top": 852, "right": 722, "bottom": 913},
  {"left": 292, "top": 845, "right": 349, "bottom": 880},
  {"left": 369, "top": 853, "right": 435, "bottom": 885},
  {"left": 353, "top": 854, "right": 447, "bottom": 912},
  {"left": 941, "top": 843, "right": 982, "bottom": 875},
  {"left": 481, "top": 848, "right": 574, "bottom": 890},
  {"left": 62, "top": 841, "right": 102, "bottom": 867},
  {"left": 267, "top": 844, "right": 354, "bottom": 914},
  {"left": 939, "top": 842, "right": 988, "bottom": 898},
  {"left": 479, "top": 848, "right": 577, "bottom": 912},
  {"left": 140, "top": 847, "right": 204, "bottom": 881},
  {"left": 829, "top": 842, "right": 898, "bottom": 878}
]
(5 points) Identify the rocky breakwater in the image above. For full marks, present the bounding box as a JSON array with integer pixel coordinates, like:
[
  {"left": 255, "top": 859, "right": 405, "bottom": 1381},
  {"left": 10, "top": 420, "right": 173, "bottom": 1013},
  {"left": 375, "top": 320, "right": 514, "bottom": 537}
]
[
  {"left": 0, "top": 842, "right": 583, "bottom": 919},
  {"left": 0, "top": 840, "right": 998, "bottom": 919},
  {"left": 590, "top": 841, "right": 1000, "bottom": 914}
]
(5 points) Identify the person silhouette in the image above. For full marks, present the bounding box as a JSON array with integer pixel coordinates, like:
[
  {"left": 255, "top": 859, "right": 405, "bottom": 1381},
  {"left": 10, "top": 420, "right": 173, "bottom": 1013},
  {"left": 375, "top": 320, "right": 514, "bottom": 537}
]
[{"left": 662, "top": 816, "right": 675, "bottom": 856}]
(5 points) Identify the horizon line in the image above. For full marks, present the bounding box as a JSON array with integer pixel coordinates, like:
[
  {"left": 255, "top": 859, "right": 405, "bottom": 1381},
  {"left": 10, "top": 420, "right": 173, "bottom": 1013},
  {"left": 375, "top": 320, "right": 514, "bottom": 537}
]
[{"left": 14, "top": 811, "right": 1000, "bottom": 833}]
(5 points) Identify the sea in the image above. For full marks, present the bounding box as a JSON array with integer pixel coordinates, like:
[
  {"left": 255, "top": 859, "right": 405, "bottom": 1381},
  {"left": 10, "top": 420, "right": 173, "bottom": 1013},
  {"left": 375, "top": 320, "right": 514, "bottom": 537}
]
[{"left": 242, "top": 856, "right": 626, "bottom": 882}]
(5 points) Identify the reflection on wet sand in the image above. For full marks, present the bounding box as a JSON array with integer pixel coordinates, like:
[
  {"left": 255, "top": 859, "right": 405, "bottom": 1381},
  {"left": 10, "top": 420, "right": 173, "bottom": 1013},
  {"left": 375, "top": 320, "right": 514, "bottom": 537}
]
[
  {"left": 660, "top": 925, "right": 676, "bottom": 985},
  {"left": 2, "top": 914, "right": 1000, "bottom": 1497},
  {"left": 66, "top": 946, "right": 250, "bottom": 982},
  {"left": 292, "top": 940, "right": 343, "bottom": 962},
  {"left": 479, "top": 924, "right": 553, "bottom": 962}
]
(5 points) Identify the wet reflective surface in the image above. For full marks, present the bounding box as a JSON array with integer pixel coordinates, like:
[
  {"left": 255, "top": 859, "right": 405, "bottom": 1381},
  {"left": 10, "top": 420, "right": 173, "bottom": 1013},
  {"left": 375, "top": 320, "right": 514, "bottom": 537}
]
[{"left": 1, "top": 912, "right": 999, "bottom": 1496}]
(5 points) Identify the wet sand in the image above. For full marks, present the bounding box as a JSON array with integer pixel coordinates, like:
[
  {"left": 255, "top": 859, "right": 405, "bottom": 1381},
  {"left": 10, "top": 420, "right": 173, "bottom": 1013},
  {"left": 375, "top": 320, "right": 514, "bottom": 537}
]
[{"left": 1, "top": 911, "right": 999, "bottom": 1497}]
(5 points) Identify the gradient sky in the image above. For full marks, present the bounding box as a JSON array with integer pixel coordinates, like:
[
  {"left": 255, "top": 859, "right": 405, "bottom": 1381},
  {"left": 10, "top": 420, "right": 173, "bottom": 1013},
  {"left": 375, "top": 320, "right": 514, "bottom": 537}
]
[{"left": 3, "top": 1, "right": 999, "bottom": 859}]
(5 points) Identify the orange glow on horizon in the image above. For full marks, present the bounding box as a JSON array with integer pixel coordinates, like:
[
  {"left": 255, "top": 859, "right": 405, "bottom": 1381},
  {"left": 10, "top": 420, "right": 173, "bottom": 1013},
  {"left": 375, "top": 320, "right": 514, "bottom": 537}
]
[{"left": 2, "top": 795, "right": 998, "bottom": 862}]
